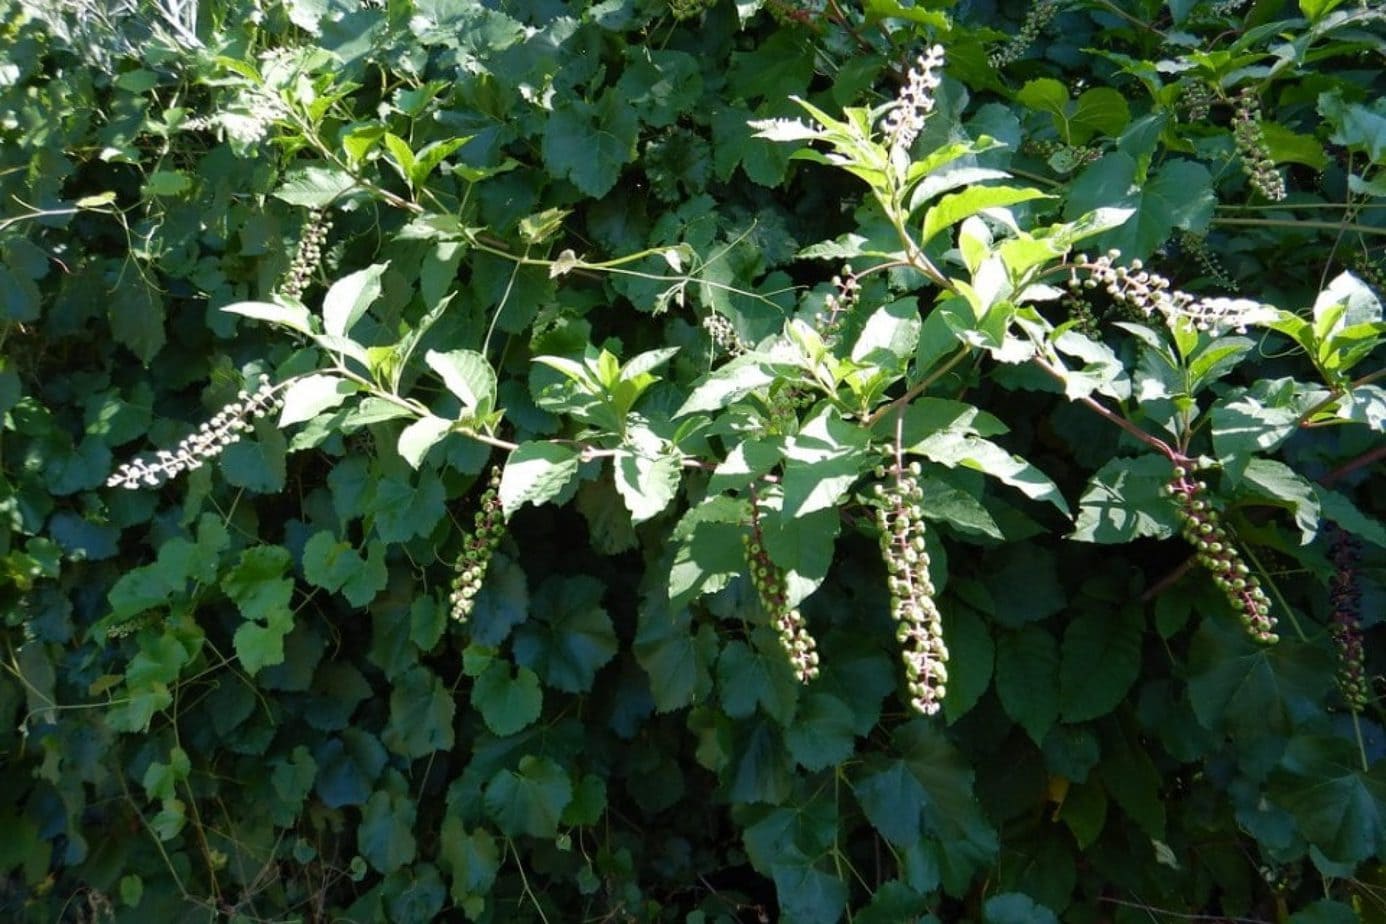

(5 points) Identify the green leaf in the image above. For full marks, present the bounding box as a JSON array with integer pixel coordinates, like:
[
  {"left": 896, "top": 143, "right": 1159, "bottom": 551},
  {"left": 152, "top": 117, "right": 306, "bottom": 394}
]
[
  {"left": 855, "top": 758, "right": 927, "bottom": 846},
  {"left": 1319, "top": 92, "right": 1386, "bottom": 164},
  {"left": 483, "top": 756, "right": 573, "bottom": 839},
  {"left": 921, "top": 185, "right": 1052, "bottom": 248},
  {"left": 717, "top": 637, "right": 799, "bottom": 723},
  {"left": 302, "top": 531, "right": 386, "bottom": 606},
  {"left": 220, "top": 299, "right": 315, "bottom": 335},
  {"left": 382, "top": 665, "right": 456, "bottom": 758},
  {"left": 851, "top": 298, "right": 922, "bottom": 370},
  {"left": 397, "top": 415, "right": 453, "bottom": 469},
  {"left": 274, "top": 165, "right": 358, "bottom": 207},
  {"left": 676, "top": 354, "right": 777, "bottom": 417},
  {"left": 439, "top": 819, "right": 500, "bottom": 904},
  {"left": 359, "top": 780, "right": 417, "bottom": 874},
  {"left": 279, "top": 374, "right": 359, "bottom": 427},
  {"left": 425, "top": 348, "right": 496, "bottom": 412},
  {"left": 669, "top": 495, "right": 750, "bottom": 609},
  {"left": 1059, "top": 605, "right": 1142, "bottom": 722},
  {"left": 143, "top": 169, "right": 192, "bottom": 198},
  {"left": 984, "top": 893, "right": 1059, "bottom": 924},
  {"left": 1187, "top": 620, "right": 1333, "bottom": 742},
  {"left": 995, "top": 626, "right": 1060, "bottom": 743},
  {"left": 512, "top": 575, "right": 618, "bottom": 693},
  {"left": 223, "top": 545, "right": 294, "bottom": 623},
  {"left": 1288, "top": 901, "right": 1361, "bottom": 924},
  {"left": 634, "top": 597, "right": 716, "bottom": 712},
  {"left": 773, "top": 864, "right": 849, "bottom": 924},
  {"left": 613, "top": 445, "right": 681, "bottom": 524},
  {"left": 1271, "top": 735, "right": 1386, "bottom": 868},
  {"left": 781, "top": 407, "right": 871, "bottom": 518},
  {"left": 1072, "top": 455, "right": 1180, "bottom": 542},
  {"left": 942, "top": 606, "right": 993, "bottom": 723},
  {"left": 1064, "top": 154, "right": 1214, "bottom": 259},
  {"left": 916, "top": 434, "right": 1069, "bottom": 514},
  {"left": 470, "top": 660, "right": 543, "bottom": 737},
  {"left": 542, "top": 91, "right": 638, "bottom": 197},
  {"left": 369, "top": 468, "right": 446, "bottom": 543},
  {"left": 1240, "top": 458, "right": 1320, "bottom": 544},
  {"left": 499, "top": 442, "right": 580, "bottom": 518},
  {"left": 785, "top": 692, "right": 857, "bottom": 772},
  {"left": 323, "top": 263, "right": 386, "bottom": 339}
]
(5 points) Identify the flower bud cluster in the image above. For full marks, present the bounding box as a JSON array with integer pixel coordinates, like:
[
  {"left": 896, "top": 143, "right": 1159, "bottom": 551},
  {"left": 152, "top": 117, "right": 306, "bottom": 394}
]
[
  {"left": 1232, "top": 88, "right": 1285, "bottom": 202},
  {"left": 1069, "top": 250, "right": 1268, "bottom": 334},
  {"left": 873, "top": 462, "right": 949, "bottom": 715},
  {"left": 815, "top": 266, "right": 860, "bottom": 343},
  {"left": 106, "top": 377, "right": 281, "bottom": 490},
  {"left": 744, "top": 504, "right": 820, "bottom": 683},
  {"left": 1179, "top": 82, "right": 1214, "bottom": 123},
  {"left": 703, "top": 313, "right": 747, "bottom": 357},
  {"left": 1329, "top": 528, "right": 1368, "bottom": 711},
  {"left": 988, "top": 0, "right": 1062, "bottom": 68},
  {"left": 1168, "top": 466, "right": 1278, "bottom": 644},
  {"left": 449, "top": 467, "right": 505, "bottom": 625},
  {"left": 280, "top": 210, "right": 333, "bottom": 301},
  {"left": 880, "top": 45, "right": 945, "bottom": 159}
]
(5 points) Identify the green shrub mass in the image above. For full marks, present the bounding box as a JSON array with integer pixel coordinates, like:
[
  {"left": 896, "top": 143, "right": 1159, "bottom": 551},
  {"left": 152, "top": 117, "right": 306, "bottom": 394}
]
[{"left": 4, "top": 0, "right": 1386, "bottom": 920}]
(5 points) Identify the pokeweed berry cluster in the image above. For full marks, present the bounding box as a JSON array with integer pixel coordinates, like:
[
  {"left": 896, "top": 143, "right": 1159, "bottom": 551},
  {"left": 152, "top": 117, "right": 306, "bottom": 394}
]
[
  {"left": 988, "top": 0, "right": 1062, "bottom": 68},
  {"left": 106, "top": 376, "right": 282, "bottom": 489},
  {"left": 1329, "top": 528, "right": 1368, "bottom": 711},
  {"left": 1168, "top": 465, "right": 1278, "bottom": 644},
  {"left": 702, "top": 312, "right": 747, "bottom": 357},
  {"left": 1176, "top": 231, "right": 1239, "bottom": 292},
  {"left": 872, "top": 462, "right": 949, "bottom": 716},
  {"left": 743, "top": 501, "right": 820, "bottom": 683},
  {"left": 815, "top": 266, "right": 860, "bottom": 344},
  {"left": 449, "top": 467, "right": 504, "bottom": 626},
  {"left": 1069, "top": 250, "right": 1268, "bottom": 334},
  {"left": 1179, "top": 82, "right": 1214, "bottom": 122},
  {"left": 1232, "top": 87, "right": 1286, "bottom": 202},
  {"left": 281, "top": 209, "right": 333, "bottom": 300},
  {"left": 1022, "top": 139, "right": 1102, "bottom": 173}
]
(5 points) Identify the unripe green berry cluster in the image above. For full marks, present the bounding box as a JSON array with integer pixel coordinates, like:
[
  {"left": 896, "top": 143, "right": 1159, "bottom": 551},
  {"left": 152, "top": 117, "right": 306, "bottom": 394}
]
[
  {"left": 744, "top": 505, "right": 820, "bottom": 683},
  {"left": 1179, "top": 82, "right": 1214, "bottom": 122},
  {"left": 1177, "top": 231, "right": 1239, "bottom": 292},
  {"left": 281, "top": 210, "right": 333, "bottom": 301},
  {"left": 1329, "top": 529, "right": 1368, "bottom": 711},
  {"left": 449, "top": 467, "right": 505, "bottom": 626},
  {"left": 815, "top": 266, "right": 860, "bottom": 343},
  {"left": 1349, "top": 252, "right": 1385, "bottom": 292},
  {"left": 988, "top": 0, "right": 1063, "bottom": 68},
  {"left": 873, "top": 462, "right": 949, "bottom": 716},
  {"left": 1232, "top": 88, "right": 1286, "bottom": 202},
  {"left": 1069, "top": 250, "right": 1262, "bottom": 333},
  {"left": 1168, "top": 466, "right": 1278, "bottom": 644},
  {"left": 1022, "top": 139, "right": 1102, "bottom": 173}
]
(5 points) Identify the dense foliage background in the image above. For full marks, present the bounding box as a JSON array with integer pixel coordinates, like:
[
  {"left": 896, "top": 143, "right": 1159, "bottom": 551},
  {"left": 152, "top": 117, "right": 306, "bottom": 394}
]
[{"left": 2, "top": 0, "right": 1385, "bottom": 921}]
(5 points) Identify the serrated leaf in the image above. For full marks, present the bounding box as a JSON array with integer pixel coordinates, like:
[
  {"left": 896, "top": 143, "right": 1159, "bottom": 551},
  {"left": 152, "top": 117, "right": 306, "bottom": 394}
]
[
  {"left": 470, "top": 661, "right": 543, "bottom": 736},
  {"left": 669, "top": 495, "right": 750, "bottom": 609},
  {"left": 785, "top": 693, "right": 857, "bottom": 772},
  {"left": 323, "top": 263, "right": 386, "bottom": 339},
  {"left": 1241, "top": 458, "right": 1320, "bottom": 544},
  {"left": 781, "top": 407, "right": 871, "bottom": 518},
  {"left": 1072, "top": 455, "right": 1180, "bottom": 542},
  {"left": 613, "top": 447, "right": 681, "bottom": 524},
  {"left": 273, "top": 165, "right": 358, "bottom": 207},
  {"left": 1064, "top": 154, "right": 1213, "bottom": 260},
  {"left": 676, "top": 355, "right": 777, "bottom": 417},
  {"left": 382, "top": 665, "right": 455, "bottom": 758},
  {"left": 995, "top": 626, "right": 1060, "bottom": 743},
  {"left": 499, "top": 442, "right": 580, "bottom": 518},
  {"left": 917, "top": 434, "right": 1069, "bottom": 514},
  {"left": 359, "top": 783, "right": 417, "bottom": 874},
  {"left": 542, "top": 92, "right": 638, "bottom": 197},
  {"left": 426, "top": 348, "right": 496, "bottom": 412},
  {"left": 1059, "top": 606, "right": 1142, "bottom": 722},
  {"left": 483, "top": 756, "right": 573, "bottom": 839},
  {"left": 942, "top": 606, "right": 993, "bottom": 723},
  {"left": 512, "top": 576, "right": 617, "bottom": 693},
  {"left": 634, "top": 597, "right": 716, "bottom": 712}
]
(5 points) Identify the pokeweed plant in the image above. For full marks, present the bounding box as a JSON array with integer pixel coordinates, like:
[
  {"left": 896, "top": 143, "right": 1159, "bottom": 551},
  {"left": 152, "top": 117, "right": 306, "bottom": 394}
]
[{"left": 5, "top": 0, "right": 1386, "bottom": 922}]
